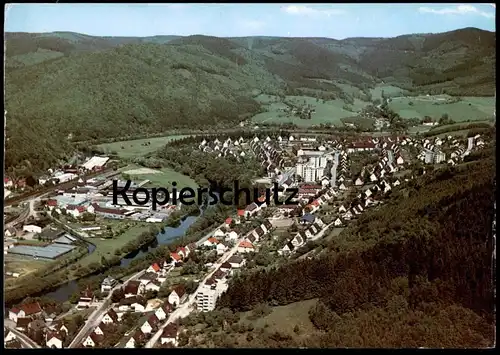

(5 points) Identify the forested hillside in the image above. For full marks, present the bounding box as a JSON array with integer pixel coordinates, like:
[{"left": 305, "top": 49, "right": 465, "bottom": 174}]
[
  {"left": 216, "top": 154, "right": 496, "bottom": 347},
  {"left": 5, "top": 28, "right": 495, "bottom": 171}
]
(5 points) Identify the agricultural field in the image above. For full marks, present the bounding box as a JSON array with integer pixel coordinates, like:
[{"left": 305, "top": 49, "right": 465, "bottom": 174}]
[
  {"left": 370, "top": 84, "right": 406, "bottom": 99},
  {"left": 389, "top": 95, "right": 495, "bottom": 121},
  {"left": 124, "top": 166, "right": 198, "bottom": 191},
  {"left": 97, "top": 135, "right": 190, "bottom": 159},
  {"left": 252, "top": 94, "right": 362, "bottom": 127}
]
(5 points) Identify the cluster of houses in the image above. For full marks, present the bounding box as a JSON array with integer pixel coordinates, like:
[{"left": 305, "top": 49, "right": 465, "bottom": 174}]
[
  {"left": 7, "top": 302, "right": 71, "bottom": 349},
  {"left": 84, "top": 262, "right": 186, "bottom": 348}
]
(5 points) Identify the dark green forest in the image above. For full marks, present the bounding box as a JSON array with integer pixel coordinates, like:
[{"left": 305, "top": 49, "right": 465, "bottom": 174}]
[{"left": 216, "top": 153, "right": 496, "bottom": 347}]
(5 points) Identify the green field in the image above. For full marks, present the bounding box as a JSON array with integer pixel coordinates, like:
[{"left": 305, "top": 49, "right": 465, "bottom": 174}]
[
  {"left": 389, "top": 96, "right": 494, "bottom": 121},
  {"left": 76, "top": 222, "right": 151, "bottom": 267},
  {"left": 97, "top": 135, "right": 190, "bottom": 159},
  {"left": 240, "top": 298, "right": 318, "bottom": 336},
  {"left": 4, "top": 255, "right": 51, "bottom": 276},
  {"left": 370, "top": 84, "right": 406, "bottom": 99},
  {"left": 252, "top": 95, "right": 363, "bottom": 127},
  {"left": 126, "top": 167, "right": 198, "bottom": 191}
]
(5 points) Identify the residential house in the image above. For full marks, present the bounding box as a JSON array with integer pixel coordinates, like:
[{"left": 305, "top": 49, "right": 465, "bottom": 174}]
[
  {"left": 203, "top": 237, "right": 220, "bottom": 248},
  {"left": 334, "top": 217, "right": 343, "bottom": 227},
  {"left": 237, "top": 240, "right": 255, "bottom": 254},
  {"left": 355, "top": 177, "right": 364, "bottom": 186},
  {"left": 170, "top": 252, "right": 182, "bottom": 265},
  {"left": 175, "top": 246, "right": 189, "bottom": 259},
  {"left": 4, "top": 227, "right": 17, "bottom": 238},
  {"left": 224, "top": 217, "right": 233, "bottom": 228},
  {"left": 160, "top": 323, "right": 179, "bottom": 346},
  {"left": 251, "top": 226, "right": 265, "bottom": 242},
  {"left": 50, "top": 321, "right": 69, "bottom": 336},
  {"left": 139, "top": 272, "right": 158, "bottom": 285},
  {"left": 219, "top": 262, "right": 232, "bottom": 273},
  {"left": 291, "top": 234, "right": 304, "bottom": 248},
  {"left": 5, "top": 338, "right": 23, "bottom": 349},
  {"left": 124, "top": 281, "right": 144, "bottom": 298},
  {"left": 145, "top": 280, "right": 162, "bottom": 293},
  {"left": 101, "top": 309, "right": 119, "bottom": 325},
  {"left": 45, "top": 332, "right": 64, "bottom": 348},
  {"left": 140, "top": 314, "right": 160, "bottom": 334},
  {"left": 227, "top": 255, "right": 245, "bottom": 269},
  {"left": 244, "top": 202, "right": 260, "bottom": 217},
  {"left": 155, "top": 302, "right": 173, "bottom": 321},
  {"left": 146, "top": 263, "right": 162, "bottom": 274},
  {"left": 16, "top": 318, "right": 31, "bottom": 332},
  {"left": 82, "top": 332, "right": 103, "bottom": 347},
  {"left": 168, "top": 285, "right": 187, "bottom": 307},
  {"left": 117, "top": 297, "right": 137, "bottom": 312},
  {"left": 216, "top": 242, "right": 229, "bottom": 255},
  {"left": 125, "top": 329, "right": 146, "bottom": 348},
  {"left": 132, "top": 297, "right": 148, "bottom": 312},
  {"left": 77, "top": 287, "right": 95, "bottom": 309},
  {"left": 225, "top": 231, "right": 239, "bottom": 240},
  {"left": 16, "top": 302, "right": 42, "bottom": 319},
  {"left": 4, "top": 328, "right": 17, "bottom": 343},
  {"left": 279, "top": 242, "right": 295, "bottom": 256},
  {"left": 261, "top": 220, "right": 273, "bottom": 234},
  {"left": 93, "top": 322, "right": 107, "bottom": 336},
  {"left": 101, "top": 276, "right": 118, "bottom": 293},
  {"left": 23, "top": 225, "right": 42, "bottom": 234}
]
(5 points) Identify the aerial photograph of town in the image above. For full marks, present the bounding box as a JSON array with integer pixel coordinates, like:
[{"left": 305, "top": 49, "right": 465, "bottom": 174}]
[{"left": 3, "top": 3, "right": 496, "bottom": 349}]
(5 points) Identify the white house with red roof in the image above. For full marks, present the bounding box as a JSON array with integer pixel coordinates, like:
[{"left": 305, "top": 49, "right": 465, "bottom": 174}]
[
  {"left": 170, "top": 252, "right": 182, "bottom": 264},
  {"left": 237, "top": 240, "right": 255, "bottom": 254},
  {"left": 203, "top": 237, "right": 220, "bottom": 248},
  {"left": 9, "top": 302, "right": 42, "bottom": 322},
  {"left": 146, "top": 263, "right": 162, "bottom": 274}
]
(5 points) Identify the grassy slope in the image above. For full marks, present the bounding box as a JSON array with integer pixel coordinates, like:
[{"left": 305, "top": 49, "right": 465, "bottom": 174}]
[{"left": 97, "top": 135, "right": 191, "bottom": 159}]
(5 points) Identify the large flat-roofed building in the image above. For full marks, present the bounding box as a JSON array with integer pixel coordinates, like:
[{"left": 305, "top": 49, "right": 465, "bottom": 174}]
[{"left": 7, "top": 243, "right": 76, "bottom": 259}]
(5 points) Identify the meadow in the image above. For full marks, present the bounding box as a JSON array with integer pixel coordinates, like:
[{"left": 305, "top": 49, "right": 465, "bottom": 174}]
[
  {"left": 252, "top": 94, "right": 362, "bottom": 127},
  {"left": 126, "top": 167, "right": 199, "bottom": 191},
  {"left": 389, "top": 96, "right": 494, "bottom": 121},
  {"left": 97, "top": 135, "right": 190, "bottom": 159}
]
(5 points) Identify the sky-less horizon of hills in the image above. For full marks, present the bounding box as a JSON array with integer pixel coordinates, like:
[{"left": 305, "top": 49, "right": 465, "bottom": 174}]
[{"left": 5, "top": 27, "right": 496, "bottom": 172}]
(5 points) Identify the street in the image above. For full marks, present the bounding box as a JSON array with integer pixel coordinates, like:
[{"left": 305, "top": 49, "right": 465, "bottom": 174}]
[
  {"left": 144, "top": 235, "right": 245, "bottom": 348},
  {"left": 4, "top": 322, "right": 41, "bottom": 349},
  {"left": 67, "top": 269, "right": 145, "bottom": 348}
]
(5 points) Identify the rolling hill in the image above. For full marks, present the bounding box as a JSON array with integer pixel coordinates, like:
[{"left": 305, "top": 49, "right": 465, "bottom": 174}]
[{"left": 4, "top": 28, "right": 496, "bottom": 171}]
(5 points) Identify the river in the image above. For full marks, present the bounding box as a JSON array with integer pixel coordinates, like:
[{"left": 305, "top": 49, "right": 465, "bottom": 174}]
[{"left": 42, "top": 214, "right": 200, "bottom": 302}]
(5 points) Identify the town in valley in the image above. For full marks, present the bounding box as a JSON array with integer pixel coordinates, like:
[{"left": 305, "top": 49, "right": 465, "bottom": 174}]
[{"left": 4, "top": 3, "right": 496, "bottom": 349}]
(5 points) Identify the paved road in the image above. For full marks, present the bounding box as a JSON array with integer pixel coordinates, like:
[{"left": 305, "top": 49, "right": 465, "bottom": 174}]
[
  {"left": 144, "top": 237, "right": 244, "bottom": 348},
  {"left": 4, "top": 324, "right": 41, "bottom": 348},
  {"left": 68, "top": 269, "right": 145, "bottom": 348}
]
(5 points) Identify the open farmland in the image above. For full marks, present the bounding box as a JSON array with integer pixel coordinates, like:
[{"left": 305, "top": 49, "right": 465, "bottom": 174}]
[
  {"left": 370, "top": 84, "right": 406, "bottom": 99},
  {"left": 389, "top": 96, "right": 495, "bottom": 121},
  {"left": 126, "top": 167, "right": 199, "bottom": 191},
  {"left": 97, "top": 135, "right": 190, "bottom": 159},
  {"left": 252, "top": 94, "right": 363, "bottom": 127}
]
